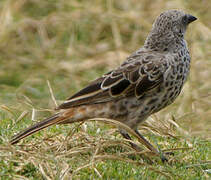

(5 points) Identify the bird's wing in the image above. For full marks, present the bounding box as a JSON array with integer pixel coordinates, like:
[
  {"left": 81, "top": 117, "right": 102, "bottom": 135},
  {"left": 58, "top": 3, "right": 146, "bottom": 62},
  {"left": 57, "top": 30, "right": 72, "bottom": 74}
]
[{"left": 58, "top": 51, "right": 168, "bottom": 109}]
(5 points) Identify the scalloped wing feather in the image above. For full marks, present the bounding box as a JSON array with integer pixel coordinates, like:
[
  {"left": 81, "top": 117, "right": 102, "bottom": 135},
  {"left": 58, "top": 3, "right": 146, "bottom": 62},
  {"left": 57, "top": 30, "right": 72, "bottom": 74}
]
[{"left": 57, "top": 52, "right": 167, "bottom": 109}]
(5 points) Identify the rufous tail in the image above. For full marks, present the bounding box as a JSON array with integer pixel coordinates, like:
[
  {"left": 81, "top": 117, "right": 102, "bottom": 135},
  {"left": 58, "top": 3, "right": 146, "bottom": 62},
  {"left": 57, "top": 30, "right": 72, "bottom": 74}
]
[
  {"left": 10, "top": 113, "right": 66, "bottom": 144},
  {"left": 10, "top": 104, "right": 105, "bottom": 144}
]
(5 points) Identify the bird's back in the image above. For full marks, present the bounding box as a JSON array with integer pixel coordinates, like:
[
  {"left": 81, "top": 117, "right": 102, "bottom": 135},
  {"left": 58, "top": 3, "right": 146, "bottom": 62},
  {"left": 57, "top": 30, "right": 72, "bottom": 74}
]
[{"left": 59, "top": 45, "right": 191, "bottom": 130}]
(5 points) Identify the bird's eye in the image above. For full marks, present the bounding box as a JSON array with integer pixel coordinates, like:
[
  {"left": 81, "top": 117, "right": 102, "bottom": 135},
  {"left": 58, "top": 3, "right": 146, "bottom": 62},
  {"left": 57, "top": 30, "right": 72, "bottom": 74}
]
[{"left": 182, "top": 15, "right": 188, "bottom": 24}]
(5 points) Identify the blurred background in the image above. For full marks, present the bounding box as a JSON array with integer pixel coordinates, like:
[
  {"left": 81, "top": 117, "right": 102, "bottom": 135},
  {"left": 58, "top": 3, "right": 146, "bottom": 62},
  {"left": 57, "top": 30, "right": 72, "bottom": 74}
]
[{"left": 0, "top": 0, "right": 210, "bottom": 137}]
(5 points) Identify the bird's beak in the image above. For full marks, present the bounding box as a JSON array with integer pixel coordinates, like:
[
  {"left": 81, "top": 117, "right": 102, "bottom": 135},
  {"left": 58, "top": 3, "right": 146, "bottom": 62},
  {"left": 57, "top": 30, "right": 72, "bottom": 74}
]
[{"left": 186, "top": 14, "right": 197, "bottom": 24}]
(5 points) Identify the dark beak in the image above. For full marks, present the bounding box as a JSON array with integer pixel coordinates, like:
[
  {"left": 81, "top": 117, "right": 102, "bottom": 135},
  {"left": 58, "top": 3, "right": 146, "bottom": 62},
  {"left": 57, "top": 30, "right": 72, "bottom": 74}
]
[{"left": 186, "top": 14, "right": 197, "bottom": 24}]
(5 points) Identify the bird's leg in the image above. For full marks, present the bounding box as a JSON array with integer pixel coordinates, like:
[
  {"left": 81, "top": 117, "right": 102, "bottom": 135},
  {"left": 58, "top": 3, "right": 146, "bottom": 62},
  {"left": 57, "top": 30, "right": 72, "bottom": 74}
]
[
  {"left": 134, "top": 129, "right": 168, "bottom": 162},
  {"left": 119, "top": 129, "right": 153, "bottom": 164},
  {"left": 119, "top": 129, "right": 143, "bottom": 151}
]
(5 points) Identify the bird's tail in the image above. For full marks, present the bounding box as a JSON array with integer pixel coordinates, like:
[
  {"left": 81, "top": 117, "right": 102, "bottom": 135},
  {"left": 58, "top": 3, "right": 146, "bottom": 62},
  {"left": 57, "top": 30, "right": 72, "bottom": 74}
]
[
  {"left": 10, "top": 104, "right": 105, "bottom": 144},
  {"left": 10, "top": 113, "right": 66, "bottom": 144}
]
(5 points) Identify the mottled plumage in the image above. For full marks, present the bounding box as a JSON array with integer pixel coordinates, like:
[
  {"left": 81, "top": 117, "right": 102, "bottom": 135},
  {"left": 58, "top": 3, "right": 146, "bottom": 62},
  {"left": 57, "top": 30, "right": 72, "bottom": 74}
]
[{"left": 10, "top": 10, "right": 197, "bottom": 161}]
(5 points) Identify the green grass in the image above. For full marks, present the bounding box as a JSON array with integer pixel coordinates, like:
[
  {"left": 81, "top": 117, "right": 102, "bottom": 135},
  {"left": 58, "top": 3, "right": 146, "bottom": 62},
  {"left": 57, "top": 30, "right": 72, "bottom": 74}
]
[{"left": 0, "top": 0, "right": 211, "bottom": 179}]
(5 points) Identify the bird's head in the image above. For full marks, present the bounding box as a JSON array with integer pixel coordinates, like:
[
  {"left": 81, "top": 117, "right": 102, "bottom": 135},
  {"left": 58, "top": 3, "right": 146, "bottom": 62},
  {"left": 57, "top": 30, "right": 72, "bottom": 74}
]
[
  {"left": 153, "top": 10, "right": 197, "bottom": 37},
  {"left": 144, "top": 10, "right": 197, "bottom": 51}
]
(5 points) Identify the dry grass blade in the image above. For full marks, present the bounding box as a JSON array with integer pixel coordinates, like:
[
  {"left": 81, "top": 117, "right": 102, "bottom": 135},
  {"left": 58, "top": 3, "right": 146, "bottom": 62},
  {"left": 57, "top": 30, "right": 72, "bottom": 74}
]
[
  {"left": 94, "top": 154, "right": 146, "bottom": 166},
  {"left": 15, "top": 110, "right": 29, "bottom": 124},
  {"left": 88, "top": 118, "right": 159, "bottom": 155},
  {"left": 70, "top": 161, "right": 99, "bottom": 179},
  {"left": 59, "top": 163, "right": 70, "bottom": 180},
  {"left": 47, "top": 80, "right": 58, "bottom": 108},
  {"left": 185, "top": 162, "right": 211, "bottom": 168},
  {"left": 94, "top": 155, "right": 172, "bottom": 179},
  {"left": 0, "top": 105, "right": 16, "bottom": 116},
  {"left": 38, "top": 163, "right": 52, "bottom": 180},
  {"left": 162, "top": 147, "right": 193, "bottom": 152}
]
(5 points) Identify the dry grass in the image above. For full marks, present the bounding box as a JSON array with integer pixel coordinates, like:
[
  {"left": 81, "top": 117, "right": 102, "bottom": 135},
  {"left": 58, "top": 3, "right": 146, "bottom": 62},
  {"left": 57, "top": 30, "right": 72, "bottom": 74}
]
[{"left": 0, "top": 0, "right": 211, "bottom": 179}]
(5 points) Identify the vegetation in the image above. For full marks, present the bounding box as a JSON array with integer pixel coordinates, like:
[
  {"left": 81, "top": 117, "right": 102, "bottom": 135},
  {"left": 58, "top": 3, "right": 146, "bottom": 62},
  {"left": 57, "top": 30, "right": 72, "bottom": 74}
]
[{"left": 0, "top": 0, "right": 210, "bottom": 179}]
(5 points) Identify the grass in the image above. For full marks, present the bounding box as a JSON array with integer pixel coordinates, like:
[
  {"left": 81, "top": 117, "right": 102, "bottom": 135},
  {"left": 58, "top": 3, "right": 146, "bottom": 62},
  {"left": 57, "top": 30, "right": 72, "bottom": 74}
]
[{"left": 0, "top": 0, "right": 211, "bottom": 179}]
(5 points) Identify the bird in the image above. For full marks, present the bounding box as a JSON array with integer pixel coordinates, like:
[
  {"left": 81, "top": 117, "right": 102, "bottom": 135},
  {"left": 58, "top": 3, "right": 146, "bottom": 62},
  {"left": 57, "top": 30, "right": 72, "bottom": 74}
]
[{"left": 10, "top": 10, "right": 197, "bottom": 161}]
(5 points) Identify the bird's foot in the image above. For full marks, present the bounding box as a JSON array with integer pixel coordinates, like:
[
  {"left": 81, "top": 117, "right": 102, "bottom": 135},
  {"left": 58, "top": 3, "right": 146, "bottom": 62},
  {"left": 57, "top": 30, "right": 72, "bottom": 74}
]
[
  {"left": 160, "top": 151, "right": 174, "bottom": 163},
  {"left": 161, "top": 154, "right": 168, "bottom": 163}
]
